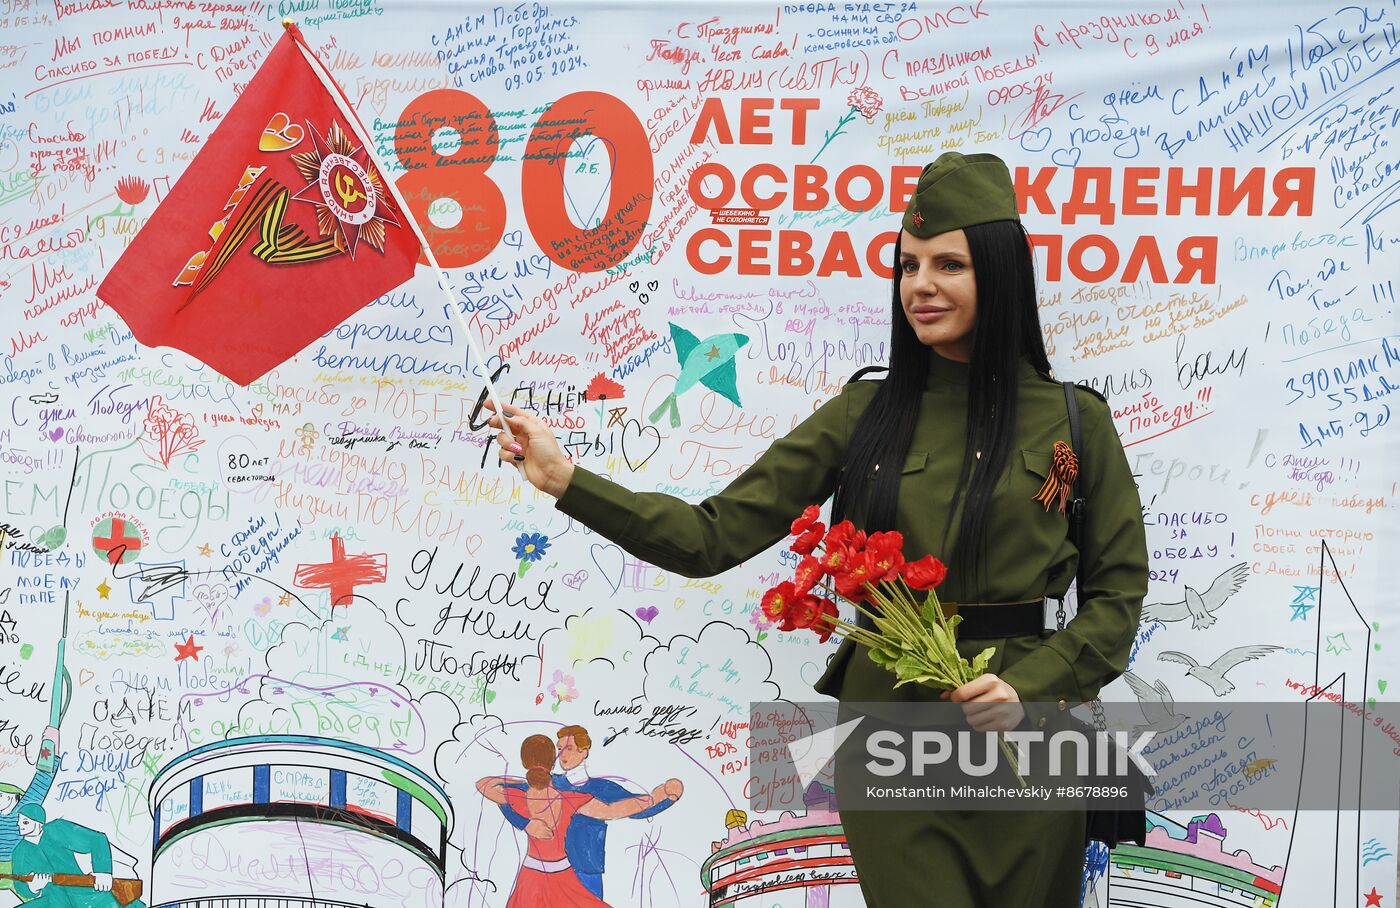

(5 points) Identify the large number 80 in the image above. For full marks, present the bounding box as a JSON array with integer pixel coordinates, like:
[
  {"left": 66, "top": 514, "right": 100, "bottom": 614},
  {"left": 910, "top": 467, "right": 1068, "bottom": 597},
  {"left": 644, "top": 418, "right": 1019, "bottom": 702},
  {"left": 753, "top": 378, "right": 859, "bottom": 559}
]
[{"left": 392, "top": 89, "right": 654, "bottom": 272}]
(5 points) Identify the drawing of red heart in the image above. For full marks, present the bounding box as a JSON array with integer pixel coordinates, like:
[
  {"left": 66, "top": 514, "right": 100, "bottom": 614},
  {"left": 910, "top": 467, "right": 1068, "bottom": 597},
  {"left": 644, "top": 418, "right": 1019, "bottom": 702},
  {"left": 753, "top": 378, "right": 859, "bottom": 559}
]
[{"left": 259, "top": 112, "right": 304, "bottom": 152}]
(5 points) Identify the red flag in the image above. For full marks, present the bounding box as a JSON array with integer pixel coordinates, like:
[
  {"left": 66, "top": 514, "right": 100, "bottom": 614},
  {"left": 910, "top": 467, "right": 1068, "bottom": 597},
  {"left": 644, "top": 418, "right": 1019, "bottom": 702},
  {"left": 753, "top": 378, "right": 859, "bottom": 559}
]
[{"left": 96, "top": 26, "right": 420, "bottom": 386}]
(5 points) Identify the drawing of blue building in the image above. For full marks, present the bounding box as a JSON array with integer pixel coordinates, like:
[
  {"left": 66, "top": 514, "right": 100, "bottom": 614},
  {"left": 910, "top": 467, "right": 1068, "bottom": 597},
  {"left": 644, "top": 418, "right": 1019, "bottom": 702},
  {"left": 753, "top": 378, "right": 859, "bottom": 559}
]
[{"left": 147, "top": 735, "right": 450, "bottom": 907}]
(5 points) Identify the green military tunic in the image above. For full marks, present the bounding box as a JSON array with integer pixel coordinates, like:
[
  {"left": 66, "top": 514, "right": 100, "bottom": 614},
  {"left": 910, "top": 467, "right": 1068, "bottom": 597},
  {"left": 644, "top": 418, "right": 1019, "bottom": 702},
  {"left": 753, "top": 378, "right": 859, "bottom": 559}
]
[{"left": 554, "top": 351, "right": 1148, "bottom": 907}]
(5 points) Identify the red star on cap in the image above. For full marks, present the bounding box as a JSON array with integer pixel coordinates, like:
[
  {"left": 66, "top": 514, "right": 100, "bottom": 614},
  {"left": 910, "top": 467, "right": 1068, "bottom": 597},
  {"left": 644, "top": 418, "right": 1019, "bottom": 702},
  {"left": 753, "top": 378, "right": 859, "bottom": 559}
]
[
  {"left": 912, "top": 210, "right": 924, "bottom": 228},
  {"left": 174, "top": 635, "right": 203, "bottom": 662}
]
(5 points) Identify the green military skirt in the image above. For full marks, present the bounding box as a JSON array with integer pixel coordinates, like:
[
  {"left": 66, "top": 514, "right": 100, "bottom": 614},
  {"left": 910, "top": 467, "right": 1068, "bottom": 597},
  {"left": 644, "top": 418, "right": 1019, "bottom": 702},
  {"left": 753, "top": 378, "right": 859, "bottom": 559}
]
[{"left": 816, "top": 629, "right": 1088, "bottom": 908}]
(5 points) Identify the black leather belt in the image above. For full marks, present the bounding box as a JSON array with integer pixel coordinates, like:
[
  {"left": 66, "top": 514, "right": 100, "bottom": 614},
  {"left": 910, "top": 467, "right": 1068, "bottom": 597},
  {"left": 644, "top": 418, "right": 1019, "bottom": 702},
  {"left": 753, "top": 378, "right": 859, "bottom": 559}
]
[{"left": 856, "top": 597, "right": 1046, "bottom": 638}]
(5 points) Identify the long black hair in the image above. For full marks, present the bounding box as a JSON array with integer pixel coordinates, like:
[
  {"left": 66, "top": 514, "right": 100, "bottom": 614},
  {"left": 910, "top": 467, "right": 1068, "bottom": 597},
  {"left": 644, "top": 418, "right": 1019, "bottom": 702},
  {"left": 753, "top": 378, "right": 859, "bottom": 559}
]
[{"left": 830, "top": 219, "right": 1053, "bottom": 599}]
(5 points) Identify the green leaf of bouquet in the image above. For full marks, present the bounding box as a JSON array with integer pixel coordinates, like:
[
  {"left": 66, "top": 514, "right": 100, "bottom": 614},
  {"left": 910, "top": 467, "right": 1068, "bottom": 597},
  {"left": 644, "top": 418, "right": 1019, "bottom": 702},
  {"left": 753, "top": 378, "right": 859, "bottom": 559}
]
[
  {"left": 894, "top": 654, "right": 938, "bottom": 678},
  {"left": 879, "top": 648, "right": 908, "bottom": 668},
  {"left": 892, "top": 675, "right": 932, "bottom": 688},
  {"left": 898, "top": 672, "right": 954, "bottom": 688},
  {"left": 871, "top": 615, "right": 903, "bottom": 635},
  {"left": 924, "top": 626, "right": 960, "bottom": 666},
  {"left": 868, "top": 647, "right": 900, "bottom": 669}
]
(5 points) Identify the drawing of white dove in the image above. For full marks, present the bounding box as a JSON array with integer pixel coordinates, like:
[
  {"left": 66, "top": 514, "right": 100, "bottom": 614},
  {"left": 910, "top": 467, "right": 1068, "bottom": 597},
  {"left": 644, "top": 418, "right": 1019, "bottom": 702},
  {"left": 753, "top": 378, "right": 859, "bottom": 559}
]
[
  {"left": 1158, "top": 645, "right": 1283, "bottom": 696},
  {"left": 1121, "top": 670, "right": 1187, "bottom": 739},
  {"left": 1142, "top": 562, "right": 1250, "bottom": 629}
]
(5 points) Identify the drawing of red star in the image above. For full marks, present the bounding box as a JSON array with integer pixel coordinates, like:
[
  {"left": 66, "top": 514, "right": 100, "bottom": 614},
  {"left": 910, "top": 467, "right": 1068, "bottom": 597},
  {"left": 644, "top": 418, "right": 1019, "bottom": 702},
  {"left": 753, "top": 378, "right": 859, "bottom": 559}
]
[
  {"left": 289, "top": 119, "right": 401, "bottom": 259},
  {"left": 1364, "top": 886, "right": 1382, "bottom": 907},
  {"left": 174, "top": 635, "right": 204, "bottom": 662}
]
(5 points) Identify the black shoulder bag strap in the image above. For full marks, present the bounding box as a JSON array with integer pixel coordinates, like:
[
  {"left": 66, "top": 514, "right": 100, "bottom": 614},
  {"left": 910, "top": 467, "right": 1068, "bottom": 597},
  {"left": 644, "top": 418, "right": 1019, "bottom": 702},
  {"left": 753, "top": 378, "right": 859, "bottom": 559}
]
[
  {"left": 837, "top": 366, "right": 888, "bottom": 631},
  {"left": 1061, "top": 381, "right": 1151, "bottom": 849},
  {"left": 1062, "top": 380, "right": 1087, "bottom": 586},
  {"left": 832, "top": 365, "right": 888, "bottom": 528},
  {"left": 1059, "top": 381, "right": 1098, "bottom": 729},
  {"left": 1064, "top": 383, "right": 1086, "bottom": 637}
]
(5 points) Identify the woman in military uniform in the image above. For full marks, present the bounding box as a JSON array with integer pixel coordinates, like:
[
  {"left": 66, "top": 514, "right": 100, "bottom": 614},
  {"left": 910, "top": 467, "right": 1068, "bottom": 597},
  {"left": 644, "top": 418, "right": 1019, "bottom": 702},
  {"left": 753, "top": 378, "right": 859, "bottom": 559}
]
[{"left": 484, "top": 152, "right": 1148, "bottom": 908}]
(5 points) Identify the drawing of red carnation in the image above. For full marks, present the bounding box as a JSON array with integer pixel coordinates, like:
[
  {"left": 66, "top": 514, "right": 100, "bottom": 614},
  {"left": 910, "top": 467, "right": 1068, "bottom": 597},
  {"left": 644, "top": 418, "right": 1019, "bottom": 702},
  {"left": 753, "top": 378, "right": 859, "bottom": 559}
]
[
  {"left": 585, "top": 373, "right": 625, "bottom": 401},
  {"left": 847, "top": 86, "right": 884, "bottom": 122}
]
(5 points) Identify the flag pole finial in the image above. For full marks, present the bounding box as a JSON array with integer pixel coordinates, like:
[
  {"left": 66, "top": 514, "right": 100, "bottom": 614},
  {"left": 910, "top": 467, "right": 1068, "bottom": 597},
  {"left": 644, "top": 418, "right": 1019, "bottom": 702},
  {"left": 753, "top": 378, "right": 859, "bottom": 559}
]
[{"left": 282, "top": 17, "right": 295, "bottom": 28}]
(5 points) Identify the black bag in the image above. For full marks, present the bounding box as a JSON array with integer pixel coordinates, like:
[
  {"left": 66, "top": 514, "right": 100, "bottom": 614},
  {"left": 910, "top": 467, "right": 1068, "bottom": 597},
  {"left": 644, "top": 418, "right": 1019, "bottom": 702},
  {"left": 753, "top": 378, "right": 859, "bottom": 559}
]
[{"left": 1059, "top": 381, "right": 1153, "bottom": 850}]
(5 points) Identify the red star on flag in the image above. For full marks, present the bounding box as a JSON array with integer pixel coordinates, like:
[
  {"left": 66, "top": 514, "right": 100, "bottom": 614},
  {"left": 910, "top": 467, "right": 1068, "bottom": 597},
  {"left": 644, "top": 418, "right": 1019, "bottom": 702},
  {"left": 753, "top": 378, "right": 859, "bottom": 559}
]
[
  {"left": 288, "top": 120, "right": 401, "bottom": 260},
  {"left": 175, "top": 635, "right": 204, "bottom": 662}
]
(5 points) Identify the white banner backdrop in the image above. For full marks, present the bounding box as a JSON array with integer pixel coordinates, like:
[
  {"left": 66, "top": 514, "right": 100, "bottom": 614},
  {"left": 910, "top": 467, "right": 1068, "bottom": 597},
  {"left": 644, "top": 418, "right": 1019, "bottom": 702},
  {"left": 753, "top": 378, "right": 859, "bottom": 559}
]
[{"left": 2, "top": 1, "right": 1397, "bottom": 906}]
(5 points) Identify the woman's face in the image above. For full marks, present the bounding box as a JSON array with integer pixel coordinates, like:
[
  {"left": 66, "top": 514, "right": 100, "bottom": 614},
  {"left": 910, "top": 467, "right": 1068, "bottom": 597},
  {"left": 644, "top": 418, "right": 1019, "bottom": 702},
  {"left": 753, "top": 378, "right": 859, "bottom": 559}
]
[{"left": 898, "top": 227, "right": 978, "bottom": 362}]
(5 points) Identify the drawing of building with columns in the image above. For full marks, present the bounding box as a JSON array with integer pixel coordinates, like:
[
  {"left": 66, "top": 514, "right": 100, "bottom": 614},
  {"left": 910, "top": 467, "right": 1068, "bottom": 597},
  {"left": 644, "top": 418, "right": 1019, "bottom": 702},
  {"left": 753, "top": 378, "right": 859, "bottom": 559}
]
[
  {"left": 702, "top": 783, "right": 860, "bottom": 907},
  {"left": 146, "top": 735, "right": 450, "bottom": 907},
  {"left": 1107, "top": 812, "right": 1284, "bottom": 907}
]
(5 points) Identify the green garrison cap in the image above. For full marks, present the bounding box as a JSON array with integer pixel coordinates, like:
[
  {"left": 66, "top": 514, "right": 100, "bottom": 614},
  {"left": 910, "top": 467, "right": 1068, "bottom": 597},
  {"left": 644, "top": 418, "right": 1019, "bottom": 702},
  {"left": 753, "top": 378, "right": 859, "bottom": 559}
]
[
  {"left": 902, "top": 152, "right": 1019, "bottom": 238},
  {"left": 0, "top": 782, "right": 23, "bottom": 797}
]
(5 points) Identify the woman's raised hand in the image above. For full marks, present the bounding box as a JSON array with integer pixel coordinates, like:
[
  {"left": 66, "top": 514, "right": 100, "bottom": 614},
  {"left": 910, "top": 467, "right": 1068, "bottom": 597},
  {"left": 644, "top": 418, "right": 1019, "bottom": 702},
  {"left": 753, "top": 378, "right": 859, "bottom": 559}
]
[{"left": 482, "top": 398, "right": 575, "bottom": 498}]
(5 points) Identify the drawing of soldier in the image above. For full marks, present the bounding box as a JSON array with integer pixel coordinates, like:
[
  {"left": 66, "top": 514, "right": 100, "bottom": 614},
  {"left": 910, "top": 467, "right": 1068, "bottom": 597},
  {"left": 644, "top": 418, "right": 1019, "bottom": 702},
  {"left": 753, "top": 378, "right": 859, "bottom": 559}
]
[
  {"left": 8, "top": 805, "right": 145, "bottom": 907},
  {"left": 0, "top": 768, "right": 56, "bottom": 895}
]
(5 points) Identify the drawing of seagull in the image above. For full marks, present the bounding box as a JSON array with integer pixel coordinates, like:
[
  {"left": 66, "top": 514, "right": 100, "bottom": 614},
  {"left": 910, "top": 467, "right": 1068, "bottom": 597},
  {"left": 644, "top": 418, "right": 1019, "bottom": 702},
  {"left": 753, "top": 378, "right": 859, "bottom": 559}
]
[
  {"left": 1142, "top": 562, "right": 1250, "bottom": 630},
  {"left": 1121, "top": 670, "right": 1187, "bottom": 739},
  {"left": 1158, "top": 645, "right": 1283, "bottom": 696}
]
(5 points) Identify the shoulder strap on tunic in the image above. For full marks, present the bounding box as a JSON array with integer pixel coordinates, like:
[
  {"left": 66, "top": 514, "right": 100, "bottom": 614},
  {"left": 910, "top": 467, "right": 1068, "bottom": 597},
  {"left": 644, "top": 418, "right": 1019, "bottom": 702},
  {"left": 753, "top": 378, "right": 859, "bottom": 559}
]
[
  {"left": 1070, "top": 381, "right": 1109, "bottom": 405},
  {"left": 1062, "top": 381, "right": 1086, "bottom": 556},
  {"left": 846, "top": 365, "right": 888, "bottom": 383}
]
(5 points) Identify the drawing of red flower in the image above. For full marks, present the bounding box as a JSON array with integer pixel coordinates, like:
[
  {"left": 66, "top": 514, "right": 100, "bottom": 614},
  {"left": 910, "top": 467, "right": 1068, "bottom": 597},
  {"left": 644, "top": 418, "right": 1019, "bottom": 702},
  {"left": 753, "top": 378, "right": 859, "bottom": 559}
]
[
  {"left": 847, "top": 86, "right": 885, "bottom": 122},
  {"left": 140, "top": 396, "right": 205, "bottom": 467},
  {"left": 585, "top": 373, "right": 626, "bottom": 400},
  {"left": 115, "top": 175, "right": 150, "bottom": 205}
]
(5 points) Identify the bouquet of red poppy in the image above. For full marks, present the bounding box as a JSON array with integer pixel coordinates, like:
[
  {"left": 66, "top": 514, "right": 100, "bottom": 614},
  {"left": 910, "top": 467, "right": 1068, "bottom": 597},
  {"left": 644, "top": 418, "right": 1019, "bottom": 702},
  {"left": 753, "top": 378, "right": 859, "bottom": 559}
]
[{"left": 761, "top": 505, "right": 1026, "bottom": 786}]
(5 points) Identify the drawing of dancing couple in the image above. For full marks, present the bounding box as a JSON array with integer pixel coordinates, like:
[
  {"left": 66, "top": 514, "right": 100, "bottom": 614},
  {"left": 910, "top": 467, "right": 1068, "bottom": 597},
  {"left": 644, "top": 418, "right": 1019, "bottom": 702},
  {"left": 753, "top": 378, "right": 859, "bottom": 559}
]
[{"left": 477, "top": 725, "right": 683, "bottom": 907}]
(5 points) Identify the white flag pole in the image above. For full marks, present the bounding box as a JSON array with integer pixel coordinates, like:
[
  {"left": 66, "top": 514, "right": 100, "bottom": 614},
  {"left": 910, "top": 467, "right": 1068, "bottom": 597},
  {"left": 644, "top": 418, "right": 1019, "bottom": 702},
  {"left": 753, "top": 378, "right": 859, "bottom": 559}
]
[{"left": 282, "top": 20, "right": 528, "bottom": 476}]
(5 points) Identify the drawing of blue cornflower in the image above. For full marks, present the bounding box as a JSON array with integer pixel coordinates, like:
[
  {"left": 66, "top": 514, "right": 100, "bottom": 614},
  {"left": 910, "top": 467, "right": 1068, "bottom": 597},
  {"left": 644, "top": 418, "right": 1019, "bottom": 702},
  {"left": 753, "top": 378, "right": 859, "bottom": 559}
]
[{"left": 513, "top": 532, "right": 551, "bottom": 576}]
